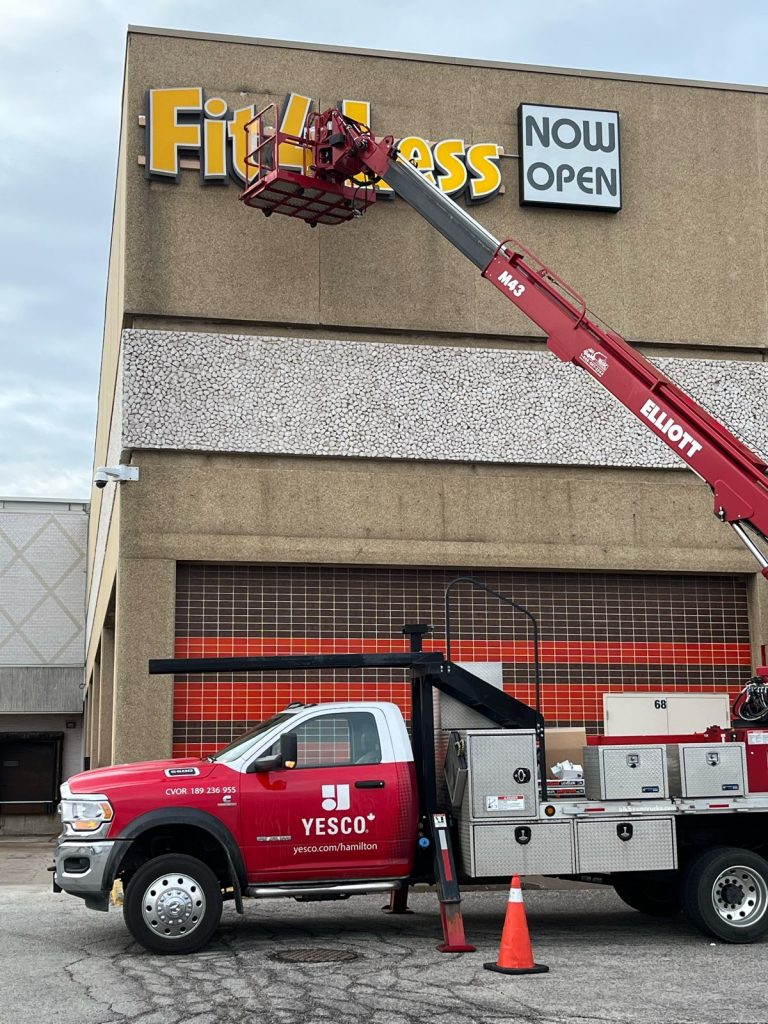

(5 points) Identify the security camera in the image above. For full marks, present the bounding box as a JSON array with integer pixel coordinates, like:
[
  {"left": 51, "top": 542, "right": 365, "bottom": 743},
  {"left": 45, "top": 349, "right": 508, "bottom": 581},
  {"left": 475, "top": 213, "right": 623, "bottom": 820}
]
[{"left": 94, "top": 465, "right": 139, "bottom": 489}]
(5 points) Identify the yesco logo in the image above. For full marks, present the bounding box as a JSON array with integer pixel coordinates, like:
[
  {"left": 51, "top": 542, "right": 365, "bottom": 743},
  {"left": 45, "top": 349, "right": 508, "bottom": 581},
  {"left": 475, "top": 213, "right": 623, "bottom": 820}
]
[
  {"left": 301, "top": 784, "right": 375, "bottom": 837},
  {"left": 640, "top": 399, "right": 703, "bottom": 459},
  {"left": 321, "top": 784, "right": 349, "bottom": 811}
]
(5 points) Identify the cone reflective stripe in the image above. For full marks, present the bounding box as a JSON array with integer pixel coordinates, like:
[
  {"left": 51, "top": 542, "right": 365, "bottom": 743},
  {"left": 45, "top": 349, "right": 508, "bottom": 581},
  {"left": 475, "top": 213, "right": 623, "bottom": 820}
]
[{"left": 483, "top": 875, "right": 549, "bottom": 976}]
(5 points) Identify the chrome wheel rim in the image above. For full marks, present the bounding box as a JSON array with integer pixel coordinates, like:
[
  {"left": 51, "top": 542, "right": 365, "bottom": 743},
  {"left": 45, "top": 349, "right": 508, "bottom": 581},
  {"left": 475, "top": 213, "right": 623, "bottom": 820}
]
[
  {"left": 711, "top": 866, "right": 768, "bottom": 927},
  {"left": 141, "top": 872, "right": 206, "bottom": 939}
]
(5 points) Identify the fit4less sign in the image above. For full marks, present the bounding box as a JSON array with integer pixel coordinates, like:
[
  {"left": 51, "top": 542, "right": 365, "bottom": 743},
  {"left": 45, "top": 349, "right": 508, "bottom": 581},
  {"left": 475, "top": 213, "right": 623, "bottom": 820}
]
[
  {"left": 143, "top": 89, "right": 504, "bottom": 202},
  {"left": 142, "top": 89, "right": 622, "bottom": 210}
]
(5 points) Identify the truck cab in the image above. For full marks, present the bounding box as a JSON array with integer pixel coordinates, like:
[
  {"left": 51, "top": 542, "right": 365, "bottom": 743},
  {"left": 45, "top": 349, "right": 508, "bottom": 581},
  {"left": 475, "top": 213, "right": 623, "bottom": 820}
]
[{"left": 54, "top": 702, "right": 419, "bottom": 953}]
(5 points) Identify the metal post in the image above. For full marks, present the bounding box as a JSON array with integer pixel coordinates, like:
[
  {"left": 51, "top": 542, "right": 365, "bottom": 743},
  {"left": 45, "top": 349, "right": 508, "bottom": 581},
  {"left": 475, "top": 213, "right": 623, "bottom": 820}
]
[
  {"left": 383, "top": 885, "right": 412, "bottom": 915},
  {"left": 732, "top": 521, "right": 768, "bottom": 576}
]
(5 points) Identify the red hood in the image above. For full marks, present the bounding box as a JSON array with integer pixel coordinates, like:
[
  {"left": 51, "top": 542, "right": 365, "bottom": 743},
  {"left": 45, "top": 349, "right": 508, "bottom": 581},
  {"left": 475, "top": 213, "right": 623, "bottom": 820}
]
[{"left": 66, "top": 757, "right": 216, "bottom": 794}]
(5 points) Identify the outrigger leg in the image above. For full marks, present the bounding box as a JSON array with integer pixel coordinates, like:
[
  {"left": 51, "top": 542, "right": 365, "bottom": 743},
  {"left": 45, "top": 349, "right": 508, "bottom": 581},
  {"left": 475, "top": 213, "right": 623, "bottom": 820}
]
[{"left": 431, "top": 812, "right": 475, "bottom": 953}]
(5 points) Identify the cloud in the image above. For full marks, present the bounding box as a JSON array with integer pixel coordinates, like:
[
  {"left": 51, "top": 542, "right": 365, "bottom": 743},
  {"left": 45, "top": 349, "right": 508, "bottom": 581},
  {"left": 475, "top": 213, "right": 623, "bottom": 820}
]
[
  {"left": 0, "top": 285, "right": 45, "bottom": 324},
  {"left": 0, "top": 378, "right": 95, "bottom": 497},
  {"left": 0, "top": 464, "right": 92, "bottom": 500},
  {"left": 0, "top": 372, "right": 95, "bottom": 495}
]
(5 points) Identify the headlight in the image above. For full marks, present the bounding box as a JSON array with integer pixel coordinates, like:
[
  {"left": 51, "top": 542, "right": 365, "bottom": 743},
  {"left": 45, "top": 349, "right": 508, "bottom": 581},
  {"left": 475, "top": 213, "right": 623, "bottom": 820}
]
[{"left": 60, "top": 795, "right": 114, "bottom": 832}]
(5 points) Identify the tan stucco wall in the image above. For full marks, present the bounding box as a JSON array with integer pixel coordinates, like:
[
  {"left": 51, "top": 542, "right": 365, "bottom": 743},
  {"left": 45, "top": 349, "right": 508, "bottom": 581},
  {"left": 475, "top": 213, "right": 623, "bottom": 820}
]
[
  {"left": 96, "top": 626, "right": 115, "bottom": 768},
  {"left": 119, "top": 451, "right": 756, "bottom": 575},
  {"left": 112, "top": 556, "right": 175, "bottom": 764},
  {"left": 122, "top": 30, "right": 768, "bottom": 353}
]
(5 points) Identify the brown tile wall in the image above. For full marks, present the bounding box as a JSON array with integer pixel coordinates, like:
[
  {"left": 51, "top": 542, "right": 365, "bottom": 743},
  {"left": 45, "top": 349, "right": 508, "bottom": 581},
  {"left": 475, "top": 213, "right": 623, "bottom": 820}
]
[{"left": 172, "top": 563, "right": 751, "bottom": 758}]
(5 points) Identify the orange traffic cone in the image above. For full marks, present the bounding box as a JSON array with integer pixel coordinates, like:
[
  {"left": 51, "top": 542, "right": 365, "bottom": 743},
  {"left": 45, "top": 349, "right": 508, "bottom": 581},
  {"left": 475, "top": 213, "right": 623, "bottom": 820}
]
[{"left": 484, "top": 875, "right": 549, "bottom": 975}]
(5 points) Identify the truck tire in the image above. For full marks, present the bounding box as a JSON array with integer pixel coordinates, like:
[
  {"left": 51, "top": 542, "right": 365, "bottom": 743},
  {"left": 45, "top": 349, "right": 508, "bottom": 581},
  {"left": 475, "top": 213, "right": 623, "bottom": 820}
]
[
  {"left": 681, "top": 846, "right": 768, "bottom": 944},
  {"left": 612, "top": 872, "right": 681, "bottom": 917},
  {"left": 123, "top": 854, "right": 223, "bottom": 955}
]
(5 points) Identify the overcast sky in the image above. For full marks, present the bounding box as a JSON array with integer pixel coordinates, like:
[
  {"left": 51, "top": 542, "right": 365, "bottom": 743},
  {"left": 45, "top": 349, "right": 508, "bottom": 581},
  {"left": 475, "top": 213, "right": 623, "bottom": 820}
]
[{"left": 2, "top": 0, "right": 768, "bottom": 499}]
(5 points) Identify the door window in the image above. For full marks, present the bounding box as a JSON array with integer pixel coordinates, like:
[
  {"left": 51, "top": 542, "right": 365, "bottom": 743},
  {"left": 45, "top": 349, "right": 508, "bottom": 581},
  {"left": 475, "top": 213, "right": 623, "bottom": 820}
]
[{"left": 268, "top": 712, "right": 382, "bottom": 768}]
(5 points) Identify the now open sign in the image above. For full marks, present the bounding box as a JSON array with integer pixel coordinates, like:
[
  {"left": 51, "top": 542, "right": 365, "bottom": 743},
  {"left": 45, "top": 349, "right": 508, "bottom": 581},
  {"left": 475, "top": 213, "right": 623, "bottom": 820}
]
[{"left": 518, "top": 103, "right": 621, "bottom": 212}]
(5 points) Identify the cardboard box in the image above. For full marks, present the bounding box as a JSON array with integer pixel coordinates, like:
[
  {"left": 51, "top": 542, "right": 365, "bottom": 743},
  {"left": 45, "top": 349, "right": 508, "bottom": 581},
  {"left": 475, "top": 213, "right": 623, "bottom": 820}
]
[{"left": 545, "top": 727, "right": 587, "bottom": 775}]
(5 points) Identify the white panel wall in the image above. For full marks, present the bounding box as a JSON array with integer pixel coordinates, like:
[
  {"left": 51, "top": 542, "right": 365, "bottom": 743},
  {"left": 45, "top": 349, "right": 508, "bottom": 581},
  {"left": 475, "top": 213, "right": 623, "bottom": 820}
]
[{"left": 0, "top": 500, "right": 87, "bottom": 667}]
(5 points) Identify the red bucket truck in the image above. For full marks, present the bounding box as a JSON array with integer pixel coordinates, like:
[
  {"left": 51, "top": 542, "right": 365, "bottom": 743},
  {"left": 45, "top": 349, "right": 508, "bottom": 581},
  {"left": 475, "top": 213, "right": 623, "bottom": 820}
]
[{"left": 54, "top": 108, "right": 768, "bottom": 954}]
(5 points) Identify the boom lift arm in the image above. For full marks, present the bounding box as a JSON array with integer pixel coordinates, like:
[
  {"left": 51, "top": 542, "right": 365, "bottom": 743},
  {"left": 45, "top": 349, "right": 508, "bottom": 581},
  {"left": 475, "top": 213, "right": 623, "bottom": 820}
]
[{"left": 240, "top": 106, "right": 768, "bottom": 630}]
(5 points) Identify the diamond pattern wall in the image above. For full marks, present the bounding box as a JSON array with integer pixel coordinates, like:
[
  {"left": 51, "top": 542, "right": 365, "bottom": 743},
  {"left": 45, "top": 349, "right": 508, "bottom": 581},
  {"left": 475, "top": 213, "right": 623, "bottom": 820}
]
[{"left": 0, "top": 508, "right": 87, "bottom": 667}]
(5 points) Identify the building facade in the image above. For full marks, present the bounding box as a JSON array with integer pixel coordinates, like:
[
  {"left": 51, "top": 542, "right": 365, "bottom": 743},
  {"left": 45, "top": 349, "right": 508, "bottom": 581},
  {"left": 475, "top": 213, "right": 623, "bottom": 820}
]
[
  {"left": 0, "top": 497, "right": 87, "bottom": 832},
  {"left": 87, "top": 26, "right": 768, "bottom": 766}
]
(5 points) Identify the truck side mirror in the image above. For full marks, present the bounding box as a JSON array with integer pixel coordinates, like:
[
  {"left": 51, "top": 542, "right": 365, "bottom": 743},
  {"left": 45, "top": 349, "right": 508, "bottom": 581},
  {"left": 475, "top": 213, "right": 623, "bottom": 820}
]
[
  {"left": 280, "top": 731, "right": 298, "bottom": 769},
  {"left": 247, "top": 731, "right": 299, "bottom": 773}
]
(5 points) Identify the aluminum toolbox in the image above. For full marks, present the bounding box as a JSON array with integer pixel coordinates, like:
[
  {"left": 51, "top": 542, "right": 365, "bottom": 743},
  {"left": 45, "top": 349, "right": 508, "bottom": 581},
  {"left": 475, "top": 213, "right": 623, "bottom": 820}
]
[
  {"left": 666, "top": 742, "right": 748, "bottom": 798},
  {"left": 576, "top": 817, "right": 677, "bottom": 873},
  {"left": 459, "top": 818, "right": 575, "bottom": 878},
  {"left": 457, "top": 729, "right": 539, "bottom": 821},
  {"left": 583, "top": 743, "right": 668, "bottom": 800}
]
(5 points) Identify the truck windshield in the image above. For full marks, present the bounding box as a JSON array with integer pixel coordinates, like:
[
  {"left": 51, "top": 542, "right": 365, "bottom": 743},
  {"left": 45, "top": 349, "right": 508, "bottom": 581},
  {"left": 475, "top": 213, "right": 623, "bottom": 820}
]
[{"left": 210, "top": 713, "right": 294, "bottom": 763}]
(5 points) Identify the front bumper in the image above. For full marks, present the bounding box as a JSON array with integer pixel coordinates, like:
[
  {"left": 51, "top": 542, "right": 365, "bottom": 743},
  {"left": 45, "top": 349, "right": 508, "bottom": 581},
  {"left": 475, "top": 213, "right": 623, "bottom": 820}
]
[{"left": 54, "top": 840, "right": 117, "bottom": 911}]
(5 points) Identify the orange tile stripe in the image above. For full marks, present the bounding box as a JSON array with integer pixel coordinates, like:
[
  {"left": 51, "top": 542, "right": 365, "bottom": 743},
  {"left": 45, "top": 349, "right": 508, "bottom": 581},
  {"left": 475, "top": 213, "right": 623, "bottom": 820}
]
[
  {"left": 174, "top": 636, "right": 753, "bottom": 667},
  {"left": 172, "top": 679, "right": 742, "bottom": 722},
  {"left": 171, "top": 682, "right": 744, "bottom": 759}
]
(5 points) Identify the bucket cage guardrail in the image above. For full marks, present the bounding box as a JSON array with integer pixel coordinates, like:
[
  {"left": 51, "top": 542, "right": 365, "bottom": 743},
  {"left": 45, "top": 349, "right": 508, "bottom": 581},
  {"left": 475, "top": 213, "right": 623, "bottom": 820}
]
[{"left": 241, "top": 104, "right": 377, "bottom": 226}]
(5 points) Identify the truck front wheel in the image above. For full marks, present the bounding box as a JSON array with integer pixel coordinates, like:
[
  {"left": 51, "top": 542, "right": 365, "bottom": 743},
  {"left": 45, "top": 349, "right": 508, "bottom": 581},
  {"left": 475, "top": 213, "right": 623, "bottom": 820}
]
[
  {"left": 123, "top": 854, "right": 223, "bottom": 954},
  {"left": 682, "top": 847, "right": 768, "bottom": 944}
]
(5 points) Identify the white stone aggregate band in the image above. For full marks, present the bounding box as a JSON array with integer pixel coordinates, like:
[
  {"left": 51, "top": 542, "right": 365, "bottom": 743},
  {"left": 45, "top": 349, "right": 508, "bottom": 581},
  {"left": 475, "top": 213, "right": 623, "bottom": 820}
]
[{"left": 121, "top": 330, "right": 768, "bottom": 469}]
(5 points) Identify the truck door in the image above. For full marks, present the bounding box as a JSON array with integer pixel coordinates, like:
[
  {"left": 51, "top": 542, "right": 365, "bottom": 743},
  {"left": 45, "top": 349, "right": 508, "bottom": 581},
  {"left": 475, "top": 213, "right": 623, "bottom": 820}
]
[{"left": 239, "top": 708, "right": 416, "bottom": 883}]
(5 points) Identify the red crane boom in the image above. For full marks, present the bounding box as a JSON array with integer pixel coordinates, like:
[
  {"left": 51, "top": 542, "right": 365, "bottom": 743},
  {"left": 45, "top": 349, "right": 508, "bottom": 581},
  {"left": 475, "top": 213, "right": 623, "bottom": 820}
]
[{"left": 240, "top": 106, "right": 768, "bottom": 588}]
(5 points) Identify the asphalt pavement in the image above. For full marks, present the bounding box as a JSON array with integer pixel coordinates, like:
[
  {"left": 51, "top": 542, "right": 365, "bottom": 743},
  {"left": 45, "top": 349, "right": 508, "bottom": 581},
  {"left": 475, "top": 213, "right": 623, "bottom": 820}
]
[
  {"left": 0, "top": 834, "right": 57, "bottom": 884},
  {"left": 3, "top": 851, "right": 768, "bottom": 1024}
]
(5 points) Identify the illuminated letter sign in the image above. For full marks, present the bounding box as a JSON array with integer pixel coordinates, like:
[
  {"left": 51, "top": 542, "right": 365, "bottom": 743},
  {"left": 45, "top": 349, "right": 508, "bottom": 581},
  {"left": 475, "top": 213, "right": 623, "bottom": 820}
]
[
  {"left": 145, "top": 87, "right": 255, "bottom": 184},
  {"left": 143, "top": 89, "right": 505, "bottom": 204},
  {"left": 146, "top": 87, "right": 203, "bottom": 180},
  {"left": 518, "top": 103, "right": 621, "bottom": 212}
]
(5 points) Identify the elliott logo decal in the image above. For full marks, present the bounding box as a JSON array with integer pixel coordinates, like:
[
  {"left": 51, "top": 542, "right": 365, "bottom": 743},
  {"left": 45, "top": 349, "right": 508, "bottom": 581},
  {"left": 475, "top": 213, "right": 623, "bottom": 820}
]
[
  {"left": 640, "top": 399, "right": 703, "bottom": 459},
  {"left": 302, "top": 783, "right": 375, "bottom": 837},
  {"left": 581, "top": 348, "right": 608, "bottom": 377}
]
